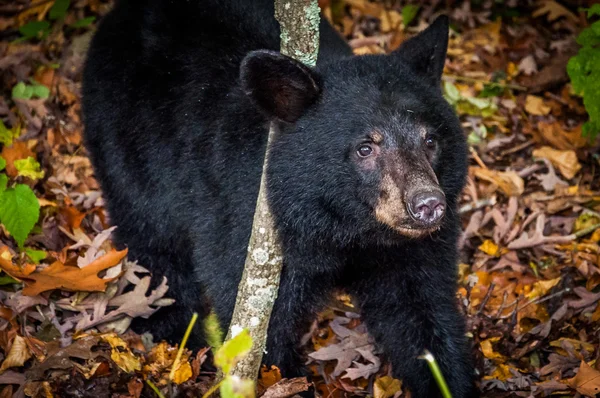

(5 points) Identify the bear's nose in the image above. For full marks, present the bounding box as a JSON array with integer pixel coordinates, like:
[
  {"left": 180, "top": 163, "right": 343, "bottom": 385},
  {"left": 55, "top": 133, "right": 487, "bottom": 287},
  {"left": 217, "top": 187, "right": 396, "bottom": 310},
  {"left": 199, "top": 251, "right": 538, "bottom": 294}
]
[{"left": 407, "top": 190, "right": 446, "bottom": 226}]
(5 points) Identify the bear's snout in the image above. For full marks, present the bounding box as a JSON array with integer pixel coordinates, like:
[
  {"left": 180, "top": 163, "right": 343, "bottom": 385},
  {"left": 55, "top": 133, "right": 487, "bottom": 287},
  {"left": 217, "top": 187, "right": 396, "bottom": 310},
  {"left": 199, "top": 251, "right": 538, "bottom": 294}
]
[{"left": 406, "top": 190, "right": 446, "bottom": 227}]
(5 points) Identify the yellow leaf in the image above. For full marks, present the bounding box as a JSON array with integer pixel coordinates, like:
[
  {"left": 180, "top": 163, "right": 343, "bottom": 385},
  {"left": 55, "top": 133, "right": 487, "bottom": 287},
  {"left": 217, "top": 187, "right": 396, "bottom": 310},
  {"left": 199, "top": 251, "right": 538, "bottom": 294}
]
[
  {"left": 532, "top": 146, "right": 582, "bottom": 179},
  {"left": 102, "top": 334, "right": 141, "bottom": 373},
  {"left": 0, "top": 335, "right": 32, "bottom": 374},
  {"left": 480, "top": 337, "right": 505, "bottom": 361},
  {"left": 171, "top": 361, "right": 192, "bottom": 384},
  {"left": 525, "top": 277, "right": 561, "bottom": 300},
  {"left": 567, "top": 361, "right": 600, "bottom": 396},
  {"left": 478, "top": 240, "right": 507, "bottom": 257},
  {"left": 550, "top": 338, "right": 596, "bottom": 353},
  {"left": 525, "top": 95, "right": 551, "bottom": 116},
  {"left": 484, "top": 363, "right": 512, "bottom": 381},
  {"left": 472, "top": 167, "right": 524, "bottom": 196},
  {"left": 374, "top": 376, "right": 402, "bottom": 398}
]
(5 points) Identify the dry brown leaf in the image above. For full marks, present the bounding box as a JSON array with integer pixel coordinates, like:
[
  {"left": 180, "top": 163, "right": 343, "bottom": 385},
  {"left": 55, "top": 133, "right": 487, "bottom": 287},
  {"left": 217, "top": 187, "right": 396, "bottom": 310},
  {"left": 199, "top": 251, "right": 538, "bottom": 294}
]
[
  {"left": 525, "top": 95, "right": 551, "bottom": 116},
  {"left": 537, "top": 121, "right": 587, "bottom": 150},
  {"left": 567, "top": 361, "right": 600, "bottom": 396},
  {"left": 0, "top": 248, "right": 126, "bottom": 296},
  {"left": 472, "top": 167, "right": 524, "bottom": 196},
  {"left": 533, "top": 0, "right": 578, "bottom": 22},
  {"left": 0, "top": 335, "right": 32, "bottom": 374},
  {"left": 532, "top": 146, "right": 582, "bottom": 179},
  {"left": 373, "top": 376, "right": 402, "bottom": 398},
  {"left": 262, "top": 378, "right": 310, "bottom": 398}
]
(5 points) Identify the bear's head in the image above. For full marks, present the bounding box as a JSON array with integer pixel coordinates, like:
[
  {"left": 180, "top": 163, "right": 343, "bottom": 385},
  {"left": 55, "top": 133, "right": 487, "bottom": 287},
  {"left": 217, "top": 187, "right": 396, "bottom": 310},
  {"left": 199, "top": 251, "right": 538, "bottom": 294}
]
[{"left": 241, "top": 16, "right": 467, "bottom": 246}]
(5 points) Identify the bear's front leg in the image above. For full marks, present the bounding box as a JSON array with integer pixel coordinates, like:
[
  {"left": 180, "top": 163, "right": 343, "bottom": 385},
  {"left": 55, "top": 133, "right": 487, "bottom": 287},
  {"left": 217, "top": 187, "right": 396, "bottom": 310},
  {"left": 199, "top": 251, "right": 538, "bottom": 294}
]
[
  {"left": 264, "top": 248, "right": 341, "bottom": 378},
  {"left": 346, "top": 244, "right": 478, "bottom": 398}
]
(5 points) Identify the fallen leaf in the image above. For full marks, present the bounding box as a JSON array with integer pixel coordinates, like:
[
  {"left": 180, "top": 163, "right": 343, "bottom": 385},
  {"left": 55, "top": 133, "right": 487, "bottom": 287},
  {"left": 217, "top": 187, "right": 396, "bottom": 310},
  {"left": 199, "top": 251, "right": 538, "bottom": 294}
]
[
  {"left": 1, "top": 141, "right": 34, "bottom": 178},
  {"left": 472, "top": 167, "right": 524, "bottom": 196},
  {"left": 525, "top": 277, "right": 561, "bottom": 300},
  {"left": 518, "top": 55, "right": 537, "bottom": 75},
  {"left": 480, "top": 337, "right": 506, "bottom": 361},
  {"left": 537, "top": 121, "right": 587, "bottom": 150},
  {"left": 261, "top": 365, "right": 282, "bottom": 389},
  {"left": 0, "top": 248, "right": 126, "bottom": 296},
  {"left": 374, "top": 376, "right": 402, "bottom": 398},
  {"left": 261, "top": 378, "right": 310, "bottom": 398},
  {"left": 525, "top": 95, "right": 551, "bottom": 116},
  {"left": 533, "top": 0, "right": 578, "bottom": 23},
  {"left": 567, "top": 361, "right": 600, "bottom": 396},
  {"left": 101, "top": 333, "right": 141, "bottom": 373},
  {"left": 532, "top": 146, "right": 582, "bottom": 179},
  {"left": 171, "top": 361, "right": 192, "bottom": 384},
  {"left": 0, "top": 335, "right": 32, "bottom": 374}
]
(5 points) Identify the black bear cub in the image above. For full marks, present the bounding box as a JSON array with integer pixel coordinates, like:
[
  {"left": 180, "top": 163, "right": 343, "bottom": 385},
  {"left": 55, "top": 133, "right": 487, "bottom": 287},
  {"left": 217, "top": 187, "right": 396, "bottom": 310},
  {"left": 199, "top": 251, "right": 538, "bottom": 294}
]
[{"left": 82, "top": 0, "right": 477, "bottom": 396}]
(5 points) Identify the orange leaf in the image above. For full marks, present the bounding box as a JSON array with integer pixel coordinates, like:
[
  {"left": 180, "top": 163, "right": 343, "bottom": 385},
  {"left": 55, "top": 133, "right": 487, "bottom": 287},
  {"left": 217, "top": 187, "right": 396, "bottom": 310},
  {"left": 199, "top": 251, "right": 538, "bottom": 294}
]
[
  {"left": 261, "top": 365, "right": 283, "bottom": 388},
  {"left": 0, "top": 248, "right": 127, "bottom": 296},
  {"left": 0, "top": 246, "right": 36, "bottom": 277},
  {"left": 1, "top": 142, "right": 35, "bottom": 178},
  {"left": 567, "top": 361, "right": 600, "bottom": 396}
]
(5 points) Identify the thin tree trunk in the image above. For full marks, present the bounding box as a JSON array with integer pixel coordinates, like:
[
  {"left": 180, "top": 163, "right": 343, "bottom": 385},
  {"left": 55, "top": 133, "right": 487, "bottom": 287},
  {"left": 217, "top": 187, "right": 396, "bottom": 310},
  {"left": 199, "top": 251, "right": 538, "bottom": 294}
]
[{"left": 224, "top": 0, "right": 320, "bottom": 380}]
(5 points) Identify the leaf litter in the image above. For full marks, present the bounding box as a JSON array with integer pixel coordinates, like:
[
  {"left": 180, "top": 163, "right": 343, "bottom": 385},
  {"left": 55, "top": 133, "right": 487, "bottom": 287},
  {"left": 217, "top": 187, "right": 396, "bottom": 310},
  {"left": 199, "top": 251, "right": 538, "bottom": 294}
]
[{"left": 0, "top": 0, "right": 600, "bottom": 397}]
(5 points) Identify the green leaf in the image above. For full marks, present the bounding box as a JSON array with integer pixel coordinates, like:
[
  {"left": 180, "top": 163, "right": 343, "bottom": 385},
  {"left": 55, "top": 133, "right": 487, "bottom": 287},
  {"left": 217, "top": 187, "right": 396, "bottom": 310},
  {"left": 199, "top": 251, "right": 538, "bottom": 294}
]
[
  {"left": 0, "top": 184, "right": 40, "bottom": 248},
  {"left": 0, "top": 157, "right": 5, "bottom": 172},
  {"left": 214, "top": 329, "right": 253, "bottom": 375},
  {"left": 443, "top": 81, "right": 460, "bottom": 104},
  {"left": 0, "top": 122, "right": 20, "bottom": 146},
  {"left": 0, "top": 174, "right": 7, "bottom": 194},
  {"left": 587, "top": 4, "right": 600, "bottom": 18},
  {"left": 402, "top": 5, "right": 420, "bottom": 28},
  {"left": 18, "top": 21, "right": 51, "bottom": 40},
  {"left": 49, "top": 0, "right": 70, "bottom": 20},
  {"left": 204, "top": 310, "right": 224, "bottom": 351},
  {"left": 25, "top": 248, "right": 46, "bottom": 264},
  {"left": 12, "top": 82, "right": 30, "bottom": 100},
  {"left": 70, "top": 16, "right": 96, "bottom": 28},
  {"left": 14, "top": 157, "right": 44, "bottom": 181},
  {"left": 31, "top": 84, "right": 50, "bottom": 100},
  {"left": 0, "top": 272, "right": 19, "bottom": 286}
]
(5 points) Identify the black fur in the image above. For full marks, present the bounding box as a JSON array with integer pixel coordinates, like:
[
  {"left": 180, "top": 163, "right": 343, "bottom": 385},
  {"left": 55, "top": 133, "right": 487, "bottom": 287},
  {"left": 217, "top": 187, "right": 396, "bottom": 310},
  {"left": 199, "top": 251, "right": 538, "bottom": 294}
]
[{"left": 82, "top": 1, "right": 477, "bottom": 397}]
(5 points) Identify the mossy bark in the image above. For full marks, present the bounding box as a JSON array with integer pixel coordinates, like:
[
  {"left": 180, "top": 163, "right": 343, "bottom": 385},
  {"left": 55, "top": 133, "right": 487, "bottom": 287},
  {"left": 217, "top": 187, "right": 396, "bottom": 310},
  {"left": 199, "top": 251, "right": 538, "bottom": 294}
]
[{"left": 224, "top": 0, "right": 320, "bottom": 380}]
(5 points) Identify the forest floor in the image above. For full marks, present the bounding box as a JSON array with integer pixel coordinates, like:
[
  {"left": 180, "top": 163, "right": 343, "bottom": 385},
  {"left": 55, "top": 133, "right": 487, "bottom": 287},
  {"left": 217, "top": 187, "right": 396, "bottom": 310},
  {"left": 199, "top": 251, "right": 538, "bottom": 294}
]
[{"left": 1, "top": 0, "right": 600, "bottom": 397}]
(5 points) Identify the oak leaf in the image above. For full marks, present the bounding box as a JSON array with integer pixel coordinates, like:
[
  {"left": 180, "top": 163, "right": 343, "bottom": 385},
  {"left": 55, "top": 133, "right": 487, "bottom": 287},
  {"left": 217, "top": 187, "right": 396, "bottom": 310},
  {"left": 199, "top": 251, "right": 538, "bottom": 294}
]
[
  {"left": 0, "top": 248, "right": 126, "bottom": 296},
  {"left": 567, "top": 361, "right": 600, "bottom": 396}
]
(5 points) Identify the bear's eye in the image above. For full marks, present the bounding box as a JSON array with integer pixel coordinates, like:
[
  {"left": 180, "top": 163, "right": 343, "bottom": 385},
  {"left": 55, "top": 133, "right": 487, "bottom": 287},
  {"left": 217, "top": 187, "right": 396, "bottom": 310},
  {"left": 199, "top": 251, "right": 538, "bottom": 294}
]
[
  {"left": 357, "top": 144, "right": 374, "bottom": 157},
  {"left": 425, "top": 136, "right": 436, "bottom": 148}
]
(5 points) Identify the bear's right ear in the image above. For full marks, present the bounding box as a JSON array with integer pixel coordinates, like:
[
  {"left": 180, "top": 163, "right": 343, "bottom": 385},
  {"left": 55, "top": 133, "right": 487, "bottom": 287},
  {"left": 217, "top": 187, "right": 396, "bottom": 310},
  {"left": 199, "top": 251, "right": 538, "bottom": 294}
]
[{"left": 240, "top": 50, "right": 322, "bottom": 123}]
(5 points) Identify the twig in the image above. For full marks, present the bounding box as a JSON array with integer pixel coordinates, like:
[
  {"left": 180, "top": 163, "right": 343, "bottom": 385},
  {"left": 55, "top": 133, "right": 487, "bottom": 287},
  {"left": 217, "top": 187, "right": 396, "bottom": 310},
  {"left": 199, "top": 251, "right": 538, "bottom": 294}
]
[
  {"left": 443, "top": 74, "right": 527, "bottom": 91},
  {"left": 459, "top": 198, "right": 496, "bottom": 214},
  {"left": 500, "top": 140, "right": 534, "bottom": 157},
  {"left": 469, "top": 146, "right": 487, "bottom": 169},
  {"left": 517, "top": 288, "right": 570, "bottom": 312},
  {"left": 476, "top": 282, "right": 496, "bottom": 315}
]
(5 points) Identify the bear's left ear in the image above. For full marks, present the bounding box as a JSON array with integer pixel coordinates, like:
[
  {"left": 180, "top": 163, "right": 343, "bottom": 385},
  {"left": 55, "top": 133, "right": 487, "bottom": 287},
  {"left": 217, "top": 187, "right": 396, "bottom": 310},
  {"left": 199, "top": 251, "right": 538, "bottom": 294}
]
[
  {"left": 240, "top": 50, "right": 322, "bottom": 123},
  {"left": 392, "top": 15, "right": 449, "bottom": 87}
]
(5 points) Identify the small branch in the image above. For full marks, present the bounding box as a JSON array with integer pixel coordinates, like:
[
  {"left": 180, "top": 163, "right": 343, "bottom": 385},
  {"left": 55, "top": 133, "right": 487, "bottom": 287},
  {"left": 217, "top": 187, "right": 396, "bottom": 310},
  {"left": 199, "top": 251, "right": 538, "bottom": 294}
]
[
  {"left": 476, "top": 282, "right": 496, "bottom": 315},
  {"left": 459, "top": 198, "right": 496, "bottom": 214}
]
